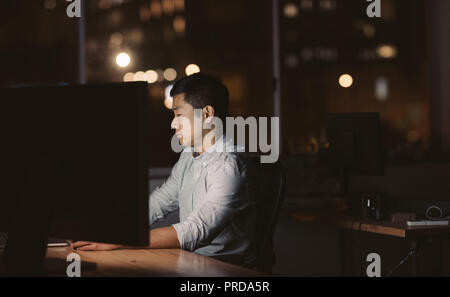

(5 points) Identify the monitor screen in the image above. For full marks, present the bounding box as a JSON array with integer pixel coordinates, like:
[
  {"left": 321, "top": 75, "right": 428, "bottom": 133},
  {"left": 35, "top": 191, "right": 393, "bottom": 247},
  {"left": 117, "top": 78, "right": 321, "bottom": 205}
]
[
  {"left": 327, "top": 112, "right": 384, "bottom": 176},
  {"left": 0, "top": 82, "right": 149, "bottom": 246}
]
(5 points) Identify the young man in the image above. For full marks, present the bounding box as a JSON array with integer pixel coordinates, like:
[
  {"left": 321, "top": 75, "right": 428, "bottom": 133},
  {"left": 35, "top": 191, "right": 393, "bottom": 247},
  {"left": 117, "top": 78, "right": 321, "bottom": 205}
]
[{"left": 73, "top": 73, "right": 258, "bottom": 267}]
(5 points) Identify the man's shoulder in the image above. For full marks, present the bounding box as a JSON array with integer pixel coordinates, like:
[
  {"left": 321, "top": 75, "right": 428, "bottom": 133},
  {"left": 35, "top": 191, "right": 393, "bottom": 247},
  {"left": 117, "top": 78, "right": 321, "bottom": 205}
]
[
  {"left": 208, "top": 149, "right": 248, "bottom": 179},
  {"left": 220, "top": 149, "right": 248, "bottom": 165}
]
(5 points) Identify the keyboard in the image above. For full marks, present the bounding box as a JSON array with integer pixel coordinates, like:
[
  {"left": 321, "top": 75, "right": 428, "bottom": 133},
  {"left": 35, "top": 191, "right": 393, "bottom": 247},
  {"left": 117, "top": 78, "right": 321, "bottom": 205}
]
[{"left": 0, "top": 232, "right": 69, "bottom": 249}]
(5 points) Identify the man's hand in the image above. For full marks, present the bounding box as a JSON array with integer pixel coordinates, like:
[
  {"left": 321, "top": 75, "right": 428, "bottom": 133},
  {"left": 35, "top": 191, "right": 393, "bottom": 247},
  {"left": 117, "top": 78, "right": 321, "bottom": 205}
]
[{"left": 72, "top": 241, "right": 124, "bottom": 251}]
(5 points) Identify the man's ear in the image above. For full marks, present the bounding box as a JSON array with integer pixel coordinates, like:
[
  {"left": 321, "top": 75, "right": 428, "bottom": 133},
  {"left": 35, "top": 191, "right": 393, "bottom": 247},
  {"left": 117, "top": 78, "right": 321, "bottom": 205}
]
[{"left": 203, "top": 105, "right": 215, "bottom": 120}]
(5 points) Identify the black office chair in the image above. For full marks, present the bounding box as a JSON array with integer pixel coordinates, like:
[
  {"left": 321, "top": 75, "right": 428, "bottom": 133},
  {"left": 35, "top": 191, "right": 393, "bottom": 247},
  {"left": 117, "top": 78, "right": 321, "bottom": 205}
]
[{"left": 246, "top": 155, "right": 286, "bottom": 273}]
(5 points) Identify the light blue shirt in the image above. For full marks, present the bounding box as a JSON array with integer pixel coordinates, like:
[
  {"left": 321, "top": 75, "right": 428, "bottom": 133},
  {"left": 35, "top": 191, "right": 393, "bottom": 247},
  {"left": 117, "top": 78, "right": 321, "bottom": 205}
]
[{"left": 149, "top": 136, "right": 257, "bottom": 266}]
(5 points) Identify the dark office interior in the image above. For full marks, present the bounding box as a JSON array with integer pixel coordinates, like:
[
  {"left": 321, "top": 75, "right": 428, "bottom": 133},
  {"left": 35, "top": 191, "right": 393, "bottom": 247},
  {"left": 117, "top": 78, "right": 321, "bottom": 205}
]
[{"left": 1, "top": 0, "right": 450, "bottom": 278}]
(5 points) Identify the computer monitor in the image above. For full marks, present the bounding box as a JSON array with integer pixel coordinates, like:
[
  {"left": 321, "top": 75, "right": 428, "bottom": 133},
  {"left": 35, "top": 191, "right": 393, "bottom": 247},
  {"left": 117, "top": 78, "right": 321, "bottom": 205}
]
[
  {"left": 0, "top": 82, "right": 150, "bottom": 275},
  {"left": 325, "top": 112, "right": 384, "bottom": 195}
]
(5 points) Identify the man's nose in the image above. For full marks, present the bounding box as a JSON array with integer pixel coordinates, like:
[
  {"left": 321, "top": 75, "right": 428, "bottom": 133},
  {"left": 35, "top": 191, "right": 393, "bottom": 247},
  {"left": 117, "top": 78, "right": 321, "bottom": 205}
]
[{"left": 171, "top": 118, "right": 178, "bottom": 130}]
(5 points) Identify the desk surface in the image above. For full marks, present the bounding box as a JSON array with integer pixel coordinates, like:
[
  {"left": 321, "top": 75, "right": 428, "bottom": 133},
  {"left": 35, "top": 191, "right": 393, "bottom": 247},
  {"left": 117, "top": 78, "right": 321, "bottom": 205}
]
[
  {"left": 283, "top": 209, "right": 450, "bottom": 238},
  {"left": 0, "top": 247, "right": 262, "bottom": 277}
]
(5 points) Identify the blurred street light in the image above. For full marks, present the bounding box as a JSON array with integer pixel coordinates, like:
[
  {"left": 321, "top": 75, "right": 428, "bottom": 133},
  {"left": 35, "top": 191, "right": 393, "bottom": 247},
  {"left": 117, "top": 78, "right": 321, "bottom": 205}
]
[
  {"left": 146, "top": 70, "right": 158, "bottom": 83},
  {"left": 164, "top": 84, "right": 174, "bottom": 109},
  {"left": 116, "top": 52, "right": 131, "bottom": 67},
  {"left": 133, "top": 71, "right": 146, "bottom": 81},
  {"left": 123, "top": 72, "right": 134, "bottom": 82},
  {"left": 185, "top": 64, "right": 200, "bottom": 76},
  {"left": 339, "top": 74, "right": 354, "bottom": 88},
  {"left": 164, "top": 68, "right": 177, "bottom": 81},
  {"left": 284, "top": 3, "right": 299, "bottom": 18},
  {"left": 376, "top": 44, "right": 398, "bottom": 59}
]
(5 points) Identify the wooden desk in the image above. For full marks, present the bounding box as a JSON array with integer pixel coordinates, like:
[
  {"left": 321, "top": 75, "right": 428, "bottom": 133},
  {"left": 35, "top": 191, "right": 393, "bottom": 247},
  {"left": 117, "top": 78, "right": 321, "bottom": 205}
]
[
  {"left": 283, "top": 209, "right": 450, "bottom": 276},
  {"left": 0, "top": 247, "right": 263, "bottom": 277},
  {"left": 284, "top": 210, "right": 450, "bottom": 238}
]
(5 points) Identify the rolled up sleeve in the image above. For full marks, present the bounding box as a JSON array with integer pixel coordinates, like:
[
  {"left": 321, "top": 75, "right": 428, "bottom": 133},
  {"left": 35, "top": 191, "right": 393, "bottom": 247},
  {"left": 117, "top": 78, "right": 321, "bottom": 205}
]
[{"left": 172, "top": 156, "right": 247, "bottom": 251}]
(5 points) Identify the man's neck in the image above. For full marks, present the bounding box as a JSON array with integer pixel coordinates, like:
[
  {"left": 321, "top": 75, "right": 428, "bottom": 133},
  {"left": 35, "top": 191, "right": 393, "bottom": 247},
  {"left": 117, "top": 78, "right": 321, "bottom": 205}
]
[{"left": 193, "top": 133, "right": 218, "bottom": 156}]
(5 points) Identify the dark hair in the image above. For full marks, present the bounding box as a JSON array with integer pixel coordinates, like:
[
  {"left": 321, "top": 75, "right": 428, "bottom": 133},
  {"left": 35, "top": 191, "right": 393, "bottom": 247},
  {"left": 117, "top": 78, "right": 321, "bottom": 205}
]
[{"left": 170, "top": 73, "right": 229, "bottom": 122}]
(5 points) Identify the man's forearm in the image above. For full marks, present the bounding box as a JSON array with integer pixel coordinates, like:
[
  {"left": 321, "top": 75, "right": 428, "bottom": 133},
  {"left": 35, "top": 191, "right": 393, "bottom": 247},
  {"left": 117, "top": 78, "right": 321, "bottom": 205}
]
[
  {"left": 147, "top": 226, "right": 180, "bottom": 249},
  {"left": 72, "top": 226, "right": 180, "bottom": 251},
  {"left": 125, "top": 226, "right": 180, "bottom": 249}
]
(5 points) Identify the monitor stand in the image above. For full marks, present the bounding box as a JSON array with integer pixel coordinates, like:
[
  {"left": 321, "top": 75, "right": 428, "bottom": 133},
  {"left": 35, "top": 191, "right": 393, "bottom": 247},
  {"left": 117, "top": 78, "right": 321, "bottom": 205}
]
[{"left": 2, "top": 157, "right": 58, "bottom": 276}]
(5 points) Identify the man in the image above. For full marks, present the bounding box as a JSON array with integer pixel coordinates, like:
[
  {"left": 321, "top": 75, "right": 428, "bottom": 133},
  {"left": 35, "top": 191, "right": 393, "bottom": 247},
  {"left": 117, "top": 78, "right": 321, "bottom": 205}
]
[{"left": 73, "top": 73, "right": 258, "bottom": 267}]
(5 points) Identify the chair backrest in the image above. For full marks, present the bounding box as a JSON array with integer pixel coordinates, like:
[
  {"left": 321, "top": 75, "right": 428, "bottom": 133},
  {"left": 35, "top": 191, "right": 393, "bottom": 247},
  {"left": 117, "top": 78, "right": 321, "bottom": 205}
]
[{"left": 246, "top": 155, "right": 286, "bottom": 273}]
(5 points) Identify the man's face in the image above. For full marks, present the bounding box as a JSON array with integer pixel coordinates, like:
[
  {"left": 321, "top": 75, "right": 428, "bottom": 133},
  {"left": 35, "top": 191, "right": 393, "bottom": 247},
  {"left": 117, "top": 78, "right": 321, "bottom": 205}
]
[
  {"left": 171, "top": 93, "right": 217, "bottom": 150},
  {"left": 171, "top": 93, "right": 197, "bottom": 147}
]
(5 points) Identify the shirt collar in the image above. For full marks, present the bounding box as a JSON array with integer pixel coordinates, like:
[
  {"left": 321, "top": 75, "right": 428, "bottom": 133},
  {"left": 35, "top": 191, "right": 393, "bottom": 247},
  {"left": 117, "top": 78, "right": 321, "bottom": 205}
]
[{"left": 190, "top": 135, "right": 239, "bottom": 164}]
